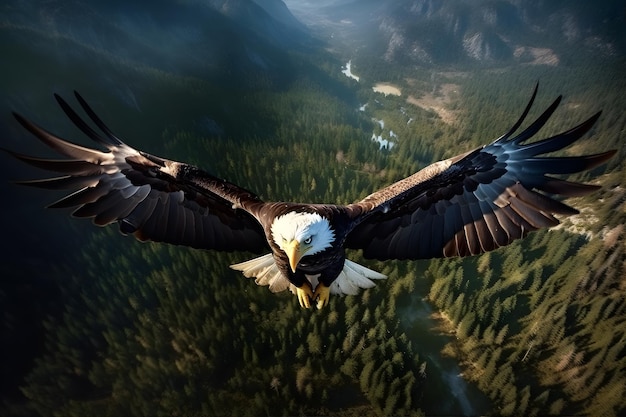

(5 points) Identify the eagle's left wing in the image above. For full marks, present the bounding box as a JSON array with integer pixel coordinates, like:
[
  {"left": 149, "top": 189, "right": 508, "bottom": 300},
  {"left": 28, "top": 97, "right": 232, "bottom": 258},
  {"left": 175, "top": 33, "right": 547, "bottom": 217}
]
[
  {"left": 6, "top": 92, "right": 268, "bottom": 253},
  {"left": 346, "top": 86, "right": 615, "bottom": 260}
]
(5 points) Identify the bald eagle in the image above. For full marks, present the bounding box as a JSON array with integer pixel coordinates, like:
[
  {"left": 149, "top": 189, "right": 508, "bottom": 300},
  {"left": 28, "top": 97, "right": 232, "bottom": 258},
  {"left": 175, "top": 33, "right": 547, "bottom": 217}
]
[{"left": 6, "top": 86, "right": 615, "bottom": 309}]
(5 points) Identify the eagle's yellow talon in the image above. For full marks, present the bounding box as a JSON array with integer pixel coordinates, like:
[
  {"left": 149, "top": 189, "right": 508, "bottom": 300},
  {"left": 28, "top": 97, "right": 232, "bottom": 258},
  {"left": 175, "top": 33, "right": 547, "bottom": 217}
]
[
  {"left": 296, "top": 283, "right": 313, "bottom": 308},
  {"left": 314, "top": 283, "right": 331, "bottom": 309}
]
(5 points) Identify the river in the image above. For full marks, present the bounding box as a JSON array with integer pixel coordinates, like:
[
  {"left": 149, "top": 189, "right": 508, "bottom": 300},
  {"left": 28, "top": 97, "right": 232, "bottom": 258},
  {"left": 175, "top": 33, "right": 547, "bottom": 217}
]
[
  {"left": 398, "top": 291, "right": 492, "bottom": 416},
  {"left": 338, "top": 57, "right": 490, "bottom": 413}
]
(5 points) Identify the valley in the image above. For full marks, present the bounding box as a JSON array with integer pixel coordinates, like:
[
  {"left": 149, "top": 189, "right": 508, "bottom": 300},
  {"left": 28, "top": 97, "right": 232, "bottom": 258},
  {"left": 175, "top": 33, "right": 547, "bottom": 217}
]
[{"left": 1, "top": 1, "right": 625, "bottom": 416}]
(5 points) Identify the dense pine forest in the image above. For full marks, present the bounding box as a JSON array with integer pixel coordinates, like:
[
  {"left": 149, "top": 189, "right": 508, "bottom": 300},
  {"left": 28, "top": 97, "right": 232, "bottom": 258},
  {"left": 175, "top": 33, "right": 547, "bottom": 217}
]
[{"left": 2, "top": 14, "right": 625, "bottom": 415}]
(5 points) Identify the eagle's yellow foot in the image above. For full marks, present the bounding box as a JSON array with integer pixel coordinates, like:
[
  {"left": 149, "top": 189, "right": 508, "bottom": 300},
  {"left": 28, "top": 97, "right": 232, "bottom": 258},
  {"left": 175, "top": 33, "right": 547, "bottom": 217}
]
[
  {"left": 296, "top": 283, "right": 314, "bottom": 308},
  {"left": 313, "top": 282, "right": 331, "bottom": 309}
]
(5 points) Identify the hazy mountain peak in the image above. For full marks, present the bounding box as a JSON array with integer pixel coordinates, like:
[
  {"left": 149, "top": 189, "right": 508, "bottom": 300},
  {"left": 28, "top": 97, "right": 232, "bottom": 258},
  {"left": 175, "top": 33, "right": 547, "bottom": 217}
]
[
  {"left": 286, "top": 0, "right": 626, "bottom": 66},
  {"left": 2, "top": 0, "right": 310, "bottom": 89}
]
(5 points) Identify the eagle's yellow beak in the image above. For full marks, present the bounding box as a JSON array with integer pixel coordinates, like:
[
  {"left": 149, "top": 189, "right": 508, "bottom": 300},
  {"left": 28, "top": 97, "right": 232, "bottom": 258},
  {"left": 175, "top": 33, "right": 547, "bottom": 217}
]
[{"left": 285, "top": 239, "right": 306, "bottom": 273}]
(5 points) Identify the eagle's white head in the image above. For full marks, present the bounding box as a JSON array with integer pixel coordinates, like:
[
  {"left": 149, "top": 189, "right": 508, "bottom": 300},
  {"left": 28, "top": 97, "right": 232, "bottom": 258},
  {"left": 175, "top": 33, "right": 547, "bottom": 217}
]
[{"left": 271, "top": 211, "right": 335, "bottom": 272}]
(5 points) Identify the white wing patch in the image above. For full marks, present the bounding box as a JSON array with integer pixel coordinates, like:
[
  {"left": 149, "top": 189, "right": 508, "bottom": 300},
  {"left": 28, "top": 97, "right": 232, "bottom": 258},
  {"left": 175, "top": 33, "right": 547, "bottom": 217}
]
[
  {"left": 329, "top": 259, "right": 387, "bottom": 295},
  {"left": 230, "top": 255, "right": 387, "bottom": 296},
  {"left": 230, "top": 254, "right": 290, "bottom": 293}
]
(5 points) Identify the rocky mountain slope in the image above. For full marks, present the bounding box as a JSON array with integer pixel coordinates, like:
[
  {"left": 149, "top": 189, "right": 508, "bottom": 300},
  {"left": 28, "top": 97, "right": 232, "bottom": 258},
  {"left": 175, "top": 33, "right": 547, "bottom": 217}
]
[{"left": 286, "top": 0, "right": 626, "bottom": 65}]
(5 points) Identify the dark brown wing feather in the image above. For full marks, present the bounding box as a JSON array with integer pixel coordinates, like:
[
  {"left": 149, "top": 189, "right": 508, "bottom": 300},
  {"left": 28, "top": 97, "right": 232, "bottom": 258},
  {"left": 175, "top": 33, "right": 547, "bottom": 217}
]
[
  {"left": 346, "top": 85, "right": 615, "bottom": 260},
  {"left": 7, "top": 92, "right": 268, "bottom": 253}
]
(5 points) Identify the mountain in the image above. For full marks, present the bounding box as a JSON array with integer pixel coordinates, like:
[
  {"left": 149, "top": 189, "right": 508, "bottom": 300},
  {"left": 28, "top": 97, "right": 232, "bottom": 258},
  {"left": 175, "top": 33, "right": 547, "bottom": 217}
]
[
  {"left": 208, "top": 0, "right": 309, "bottom": 45},
  {"left": 250, "top": 0, "right": 309, "bottom": 32},
  {"left": 0, "top": 0, "right": 309, "bottom": 90},
  {"left": 286, "top": 0, "right": 626, "bottom": 66}
]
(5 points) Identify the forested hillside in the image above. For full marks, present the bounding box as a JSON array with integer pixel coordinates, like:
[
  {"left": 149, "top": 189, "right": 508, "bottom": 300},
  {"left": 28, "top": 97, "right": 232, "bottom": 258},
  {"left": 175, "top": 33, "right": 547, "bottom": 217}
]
[{"left": 1, "top": 4, "right": 625, "bottom": 411}]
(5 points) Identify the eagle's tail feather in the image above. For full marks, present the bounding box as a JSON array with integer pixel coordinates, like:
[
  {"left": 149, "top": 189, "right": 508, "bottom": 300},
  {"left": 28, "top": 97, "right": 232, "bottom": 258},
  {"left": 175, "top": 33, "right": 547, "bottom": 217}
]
[
  {"left": 231, "top": 256, "right": 387, "bottom": 299},
  {"left": 330, "top": 259, "right": 387, "bottom": 295}
]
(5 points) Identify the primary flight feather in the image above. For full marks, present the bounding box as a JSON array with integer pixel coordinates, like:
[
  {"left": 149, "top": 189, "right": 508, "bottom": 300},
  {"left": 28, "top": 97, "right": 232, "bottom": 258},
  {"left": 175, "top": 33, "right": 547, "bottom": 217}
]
[{"left": 6, "top": 86, "right": 615, "bottom": 309}]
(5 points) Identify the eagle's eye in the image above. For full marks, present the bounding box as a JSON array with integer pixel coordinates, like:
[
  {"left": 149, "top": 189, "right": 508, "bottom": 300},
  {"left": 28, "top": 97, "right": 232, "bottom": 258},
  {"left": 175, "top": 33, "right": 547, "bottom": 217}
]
[{"left": 303, "top": 236, "right": 313, "bottom": 245}]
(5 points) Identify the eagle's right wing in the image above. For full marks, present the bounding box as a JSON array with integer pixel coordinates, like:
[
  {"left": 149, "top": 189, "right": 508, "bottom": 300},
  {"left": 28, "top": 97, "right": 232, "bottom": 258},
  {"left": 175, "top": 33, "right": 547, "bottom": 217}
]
[
  {"left": 7, "top": 92, "right": 268, "bottom": 253},
  {"left": 347, "top": 85, "right": 615, "bottom": 260}
]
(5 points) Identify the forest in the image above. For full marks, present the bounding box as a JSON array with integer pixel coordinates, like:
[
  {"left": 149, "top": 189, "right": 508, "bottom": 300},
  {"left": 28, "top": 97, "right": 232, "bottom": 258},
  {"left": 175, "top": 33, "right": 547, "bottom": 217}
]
[{"left": 1, "top": 29, "right": 625, "bottom": 416}]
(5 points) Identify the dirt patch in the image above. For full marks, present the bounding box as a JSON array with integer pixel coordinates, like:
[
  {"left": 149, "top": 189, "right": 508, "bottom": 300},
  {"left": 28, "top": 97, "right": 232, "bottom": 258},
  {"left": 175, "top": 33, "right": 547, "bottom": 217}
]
[
  {"left": 406, "top": 83, "right": 460, "bottom": 124},
  {"left": 372, "top": 83, "right": 402, "bottom": 96}
]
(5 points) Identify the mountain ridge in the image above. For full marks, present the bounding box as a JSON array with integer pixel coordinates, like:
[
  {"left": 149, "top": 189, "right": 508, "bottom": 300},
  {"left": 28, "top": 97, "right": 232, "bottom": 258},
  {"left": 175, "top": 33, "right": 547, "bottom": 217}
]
[
  {"left": 285, "top": 0, "right": 626, "bottom": 65},
  {"left": 1, "top": 0, "right": 310, "bottom": 86}
]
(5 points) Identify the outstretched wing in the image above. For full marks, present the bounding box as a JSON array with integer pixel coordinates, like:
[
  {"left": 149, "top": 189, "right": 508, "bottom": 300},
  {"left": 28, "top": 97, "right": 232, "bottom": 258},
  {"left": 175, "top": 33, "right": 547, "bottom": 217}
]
[
  {"left": 7, "top": 92, "right": 268, "bottom": 253},
  {"left": 346, "top": 85, "right": 615, "bottom": 260}
]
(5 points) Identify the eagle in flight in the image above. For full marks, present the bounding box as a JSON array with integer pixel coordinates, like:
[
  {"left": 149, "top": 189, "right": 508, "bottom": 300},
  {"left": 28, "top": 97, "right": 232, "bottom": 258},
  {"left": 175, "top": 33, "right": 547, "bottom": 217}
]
[{"left": 7, "top": 86, "right": 615, "bottom": 309}]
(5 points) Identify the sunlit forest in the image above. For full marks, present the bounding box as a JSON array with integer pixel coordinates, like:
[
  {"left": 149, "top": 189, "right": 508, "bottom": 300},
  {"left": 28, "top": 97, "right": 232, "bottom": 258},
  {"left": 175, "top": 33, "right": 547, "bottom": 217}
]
[{"left": 1, "top": 1, "right": 625, "bottom": 416}]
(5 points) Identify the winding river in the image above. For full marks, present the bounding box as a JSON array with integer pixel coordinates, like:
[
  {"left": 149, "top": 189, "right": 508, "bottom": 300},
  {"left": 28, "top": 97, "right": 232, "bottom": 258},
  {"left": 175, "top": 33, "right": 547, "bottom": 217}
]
[
  {"left": 398, "top": 291, "right": 492, "bottom": 416},
  {"left": 340, "top": 58, "right": 491, "bottom": 414}
]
